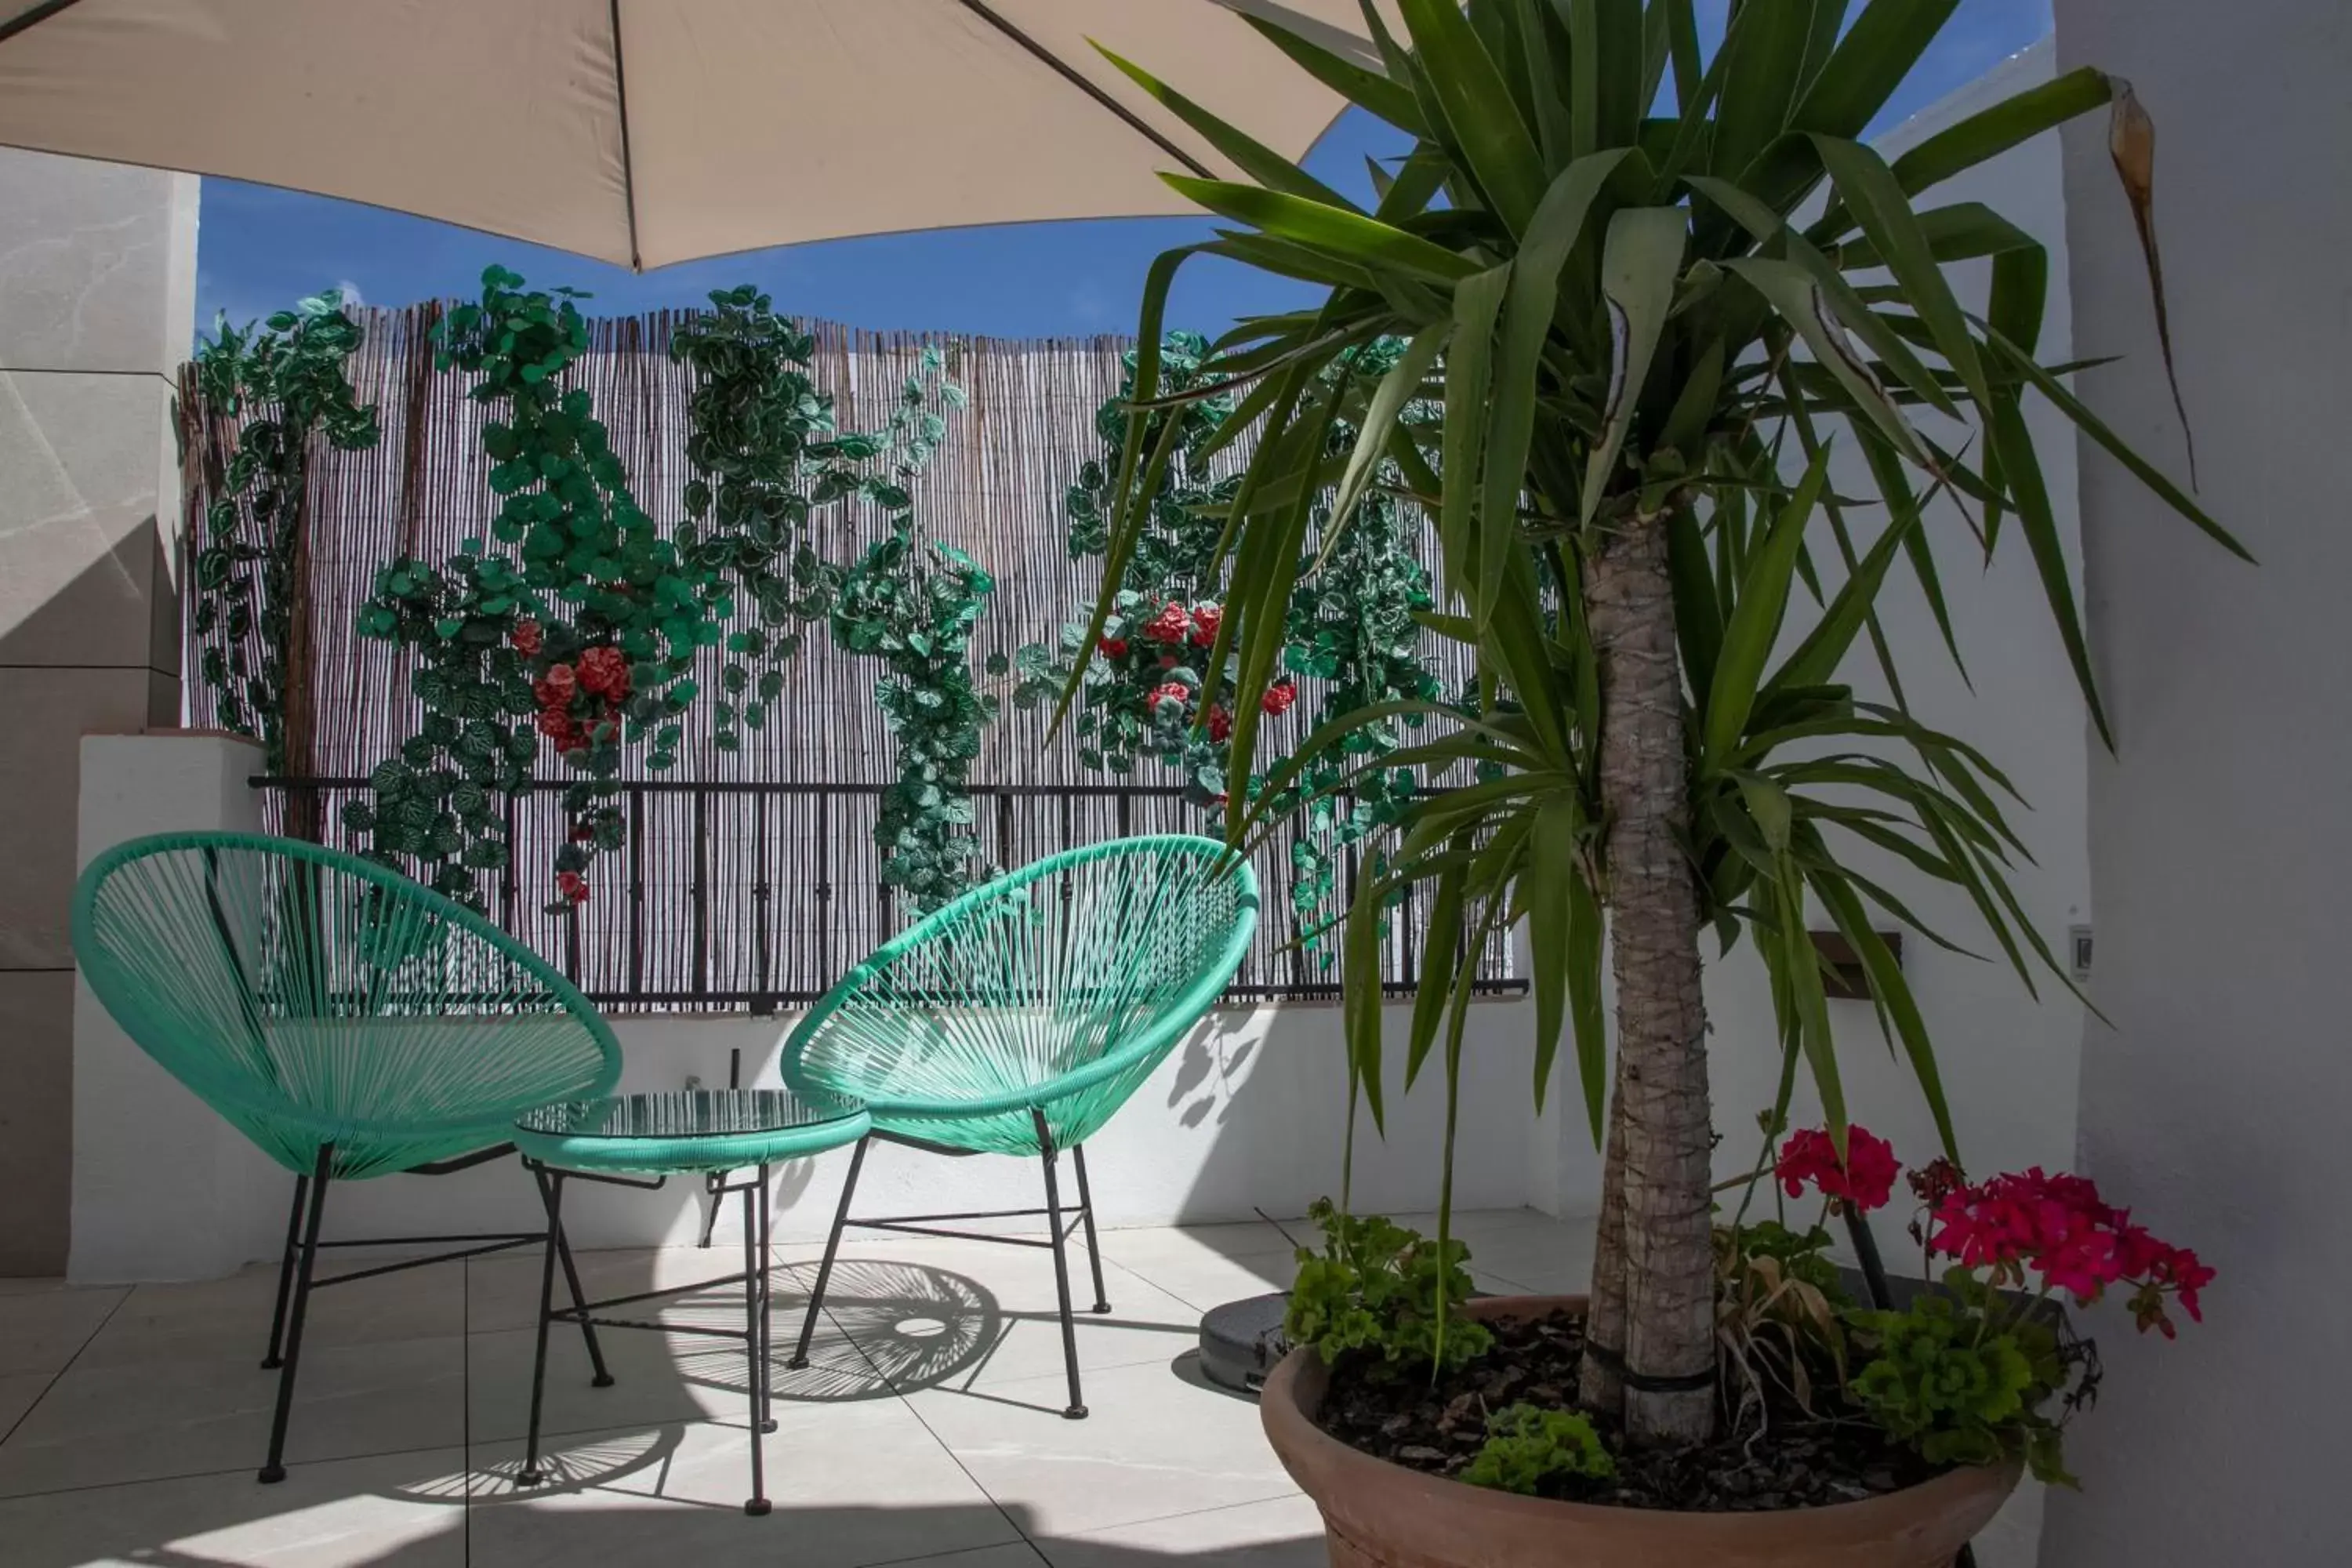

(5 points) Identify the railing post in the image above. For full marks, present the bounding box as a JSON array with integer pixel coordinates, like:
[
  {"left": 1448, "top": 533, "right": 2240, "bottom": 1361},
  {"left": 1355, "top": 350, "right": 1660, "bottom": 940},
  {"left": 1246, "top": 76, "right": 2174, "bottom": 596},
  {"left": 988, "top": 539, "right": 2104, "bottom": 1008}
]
[
  {"left": 628, "top": 786, "right": 645, "bottom": 998},
  {"left": 815, "top": 791, "right": 833, "bottom": 1000},
  {"left": 691, "top": 786, "right": 710, "bottom": 1003},
  {"left": 753, "top": 791, "right": 772, "bottom": 1014}
]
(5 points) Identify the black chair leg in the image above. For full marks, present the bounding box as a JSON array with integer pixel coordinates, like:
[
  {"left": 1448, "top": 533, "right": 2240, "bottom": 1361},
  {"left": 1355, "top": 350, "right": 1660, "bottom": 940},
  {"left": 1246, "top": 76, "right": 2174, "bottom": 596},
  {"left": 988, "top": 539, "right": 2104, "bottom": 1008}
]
[
  {"left": 790, "top": 1134, "right": 867, "bottom": 1370},
  {"left": 260, "top": 1173, "right": 309, "bottom": 1370},
  {"left": 755, "top": 1165, "right": 775, "bottom": 1436},
  {"left": 742, "top": 1171, "right": 771, "bottom": 1515},
  {"left": 1033, "top": 1109, "right": 1087, "bottom": 1421},
  {"left": 259, "top": 1145, "right": 333, "bottom": 1483},
  {"left": 519, "top": 1166, "right": 567, "bottom": 1488},
  {"left": 1069, "top": 1145, "right": 1112, "bottom": 1315},
  {"left": 548, "top": 1196, "right": 614, "bottom": 1388},
  {"left": 697, "top": 1171, "right": 724, "bottom": 1250}
]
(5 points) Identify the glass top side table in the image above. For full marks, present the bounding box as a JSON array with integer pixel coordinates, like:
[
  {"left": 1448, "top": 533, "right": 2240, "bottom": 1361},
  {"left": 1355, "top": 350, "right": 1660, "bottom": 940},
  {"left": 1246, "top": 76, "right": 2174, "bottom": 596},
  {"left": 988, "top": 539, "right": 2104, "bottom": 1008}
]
[{"left": 512, "top": 1088, "right": 871, "bottom": 1515}]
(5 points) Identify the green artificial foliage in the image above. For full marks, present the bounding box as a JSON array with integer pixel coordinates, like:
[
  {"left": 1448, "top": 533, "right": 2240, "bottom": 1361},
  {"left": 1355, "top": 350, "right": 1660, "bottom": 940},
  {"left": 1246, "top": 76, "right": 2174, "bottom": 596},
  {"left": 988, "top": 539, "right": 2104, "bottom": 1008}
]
[
  {"left": 1284, "top": 1198, "right": 1491, "bottom": 1376},
  {"left": 358, "top": 267, "right": 717, "bottom": 905},
  {"left": 670, "top": 286, "right": 907, "bottom": 755},
  {"left": 670, "top": 299, "right": 992, "bottom": 905},
  {"left": 1063, "top": 329, "right": 1236, "bottom": 595},
  {"left": 1847, "top": 1272, "right": 2071, "bottom": 1485},
  {"left": 190, "top": 291, "right": 380, "bottom": 773},
  {"left": 337, "top": 272, "right": 990, "bottom": 909},
  {"left": 833, "top": 533, "right": 997, "bottom": 911},
  {"left": 1461, "top": 1403, "right": 1616, "bottom": 1495},
  {"left": 1017, "top": 334, "right": 1443, "bottom": 956}
]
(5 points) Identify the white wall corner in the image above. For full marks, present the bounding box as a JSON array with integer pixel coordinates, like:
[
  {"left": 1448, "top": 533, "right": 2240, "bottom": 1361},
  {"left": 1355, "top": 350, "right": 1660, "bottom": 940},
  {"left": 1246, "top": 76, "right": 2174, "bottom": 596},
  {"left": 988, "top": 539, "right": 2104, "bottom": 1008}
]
[{"left": 69, "top": 731, "right": 280, "bottom": 1282}]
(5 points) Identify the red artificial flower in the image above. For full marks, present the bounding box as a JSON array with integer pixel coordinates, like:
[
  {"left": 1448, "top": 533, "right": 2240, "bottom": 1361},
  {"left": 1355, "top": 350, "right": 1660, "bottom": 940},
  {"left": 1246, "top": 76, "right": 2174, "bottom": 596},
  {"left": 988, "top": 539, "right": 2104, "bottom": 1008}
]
[
  {"left": 569, "top": 824, "right": 596, "bottom": 844},
  {"left": 534, "top": 707, "right": 576, "bottom": 745},
  {"left": 510, "top": 618, "right": 543, "bottom": 657},
  {"left": 533, "top": 663, "right": 578, "bottom": 709},
  {"left": 576, "top": 645, "right": 630, "bottom": 699},
  {"left": 555, "top": 870, "right": 590, "bottom": 905},
  {"left": 1146, "top": 681, "right": 1191, "bottom": 713},
  {"left": 1142, "top": 601, "right": 1192, "bottom": 644},
  {"left": 1189, "top": 603, "right": 1223, "bottom": 648},
  {"left": 1207, "top": 704, "right": 1232, "bottom": 742},
  {"left": 1776, "top": 1124, "right": 1900, "bottom": 1214},
  {"left": 1098, "top": 637, "right": 1129, "bottom": 659},
  {"left": 1260, "top": 680, "right": 1299, "bottom": 717}
]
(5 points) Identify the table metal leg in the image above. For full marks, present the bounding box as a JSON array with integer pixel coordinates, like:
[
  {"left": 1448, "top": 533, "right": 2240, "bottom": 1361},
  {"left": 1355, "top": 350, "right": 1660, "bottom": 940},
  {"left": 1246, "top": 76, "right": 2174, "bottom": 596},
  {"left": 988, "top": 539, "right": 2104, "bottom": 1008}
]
[
  {"left": 742, "top": 1173, "right": 771, "bottom": 1515},
  {"left": 552, "top": 1210, "right": 614, "bottom": 1388},
  {"left": 519, "top": 1167, "right": 565, "bottom": 1488},
  {"left": 756, "top": 1163, "right": 776, "bottom": 1436}
]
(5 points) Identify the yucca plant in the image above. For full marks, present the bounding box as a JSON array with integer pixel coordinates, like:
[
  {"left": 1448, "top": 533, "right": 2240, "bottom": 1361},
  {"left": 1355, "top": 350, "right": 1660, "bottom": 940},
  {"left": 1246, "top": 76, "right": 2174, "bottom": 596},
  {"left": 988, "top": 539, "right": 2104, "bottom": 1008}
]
[{"left": 1067, "top": 0, "right": 2243, "bottom": 1447}]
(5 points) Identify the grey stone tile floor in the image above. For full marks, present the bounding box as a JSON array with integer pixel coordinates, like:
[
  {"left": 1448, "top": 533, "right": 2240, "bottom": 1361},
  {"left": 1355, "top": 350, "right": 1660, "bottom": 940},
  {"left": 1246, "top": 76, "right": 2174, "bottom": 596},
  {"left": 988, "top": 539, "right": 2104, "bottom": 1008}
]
[{"left": 0, "top": 1208, "right": 2045, "bottom": 1567}]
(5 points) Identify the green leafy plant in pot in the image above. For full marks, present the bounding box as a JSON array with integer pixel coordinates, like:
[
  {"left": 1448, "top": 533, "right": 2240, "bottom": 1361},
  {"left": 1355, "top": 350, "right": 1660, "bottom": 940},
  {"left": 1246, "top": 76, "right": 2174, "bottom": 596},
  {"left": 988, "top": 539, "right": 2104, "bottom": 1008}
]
[{"left": 1065, "top": 0, "right": 2241, "bottom": 1555}]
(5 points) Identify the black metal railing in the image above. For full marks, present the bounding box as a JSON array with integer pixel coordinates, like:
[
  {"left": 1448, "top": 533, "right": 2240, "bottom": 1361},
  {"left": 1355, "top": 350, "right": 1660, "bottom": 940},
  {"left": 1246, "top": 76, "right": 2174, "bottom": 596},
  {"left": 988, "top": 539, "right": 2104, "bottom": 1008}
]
[{"left": 252, "top": 777, "right": 1525, "bottom": 1014}]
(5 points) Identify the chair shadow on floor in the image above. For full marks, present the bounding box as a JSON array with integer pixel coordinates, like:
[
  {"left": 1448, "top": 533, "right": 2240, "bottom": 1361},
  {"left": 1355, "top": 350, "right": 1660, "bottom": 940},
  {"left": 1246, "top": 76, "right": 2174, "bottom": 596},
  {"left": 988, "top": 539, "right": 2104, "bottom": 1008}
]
[{"left": 671, "top": 1254, "right": 1202, "bottom": 1418}]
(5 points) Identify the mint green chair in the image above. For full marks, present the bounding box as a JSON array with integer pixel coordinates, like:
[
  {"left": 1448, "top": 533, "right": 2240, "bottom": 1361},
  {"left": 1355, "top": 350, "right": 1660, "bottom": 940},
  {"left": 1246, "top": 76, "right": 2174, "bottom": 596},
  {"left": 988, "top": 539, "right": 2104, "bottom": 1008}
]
[
  {"left": 781, "top": 835, "right": 1258, "bottom": 1417},
  {"left": 72, "top": 830, "right": 622, "bottom": 1482}
]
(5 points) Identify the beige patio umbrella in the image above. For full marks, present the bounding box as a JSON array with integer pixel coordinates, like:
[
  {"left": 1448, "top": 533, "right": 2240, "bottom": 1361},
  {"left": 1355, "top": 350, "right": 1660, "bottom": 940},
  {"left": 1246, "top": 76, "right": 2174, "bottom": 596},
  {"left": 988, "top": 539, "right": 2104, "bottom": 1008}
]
[{"left": 0, "top": 0, "right": 1392, "bottom": 270}]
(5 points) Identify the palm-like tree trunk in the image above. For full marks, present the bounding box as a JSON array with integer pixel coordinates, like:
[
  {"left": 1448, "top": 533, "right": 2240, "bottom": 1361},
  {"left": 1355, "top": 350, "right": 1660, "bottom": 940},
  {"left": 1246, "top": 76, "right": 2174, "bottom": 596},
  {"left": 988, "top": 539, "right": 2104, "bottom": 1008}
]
[
  {"left": 1582, "top": 511, "right": 1716, "bottom": 1444},
  {"left": 1577, "top": 1062, "right": 1629, "bottom": 1414}
]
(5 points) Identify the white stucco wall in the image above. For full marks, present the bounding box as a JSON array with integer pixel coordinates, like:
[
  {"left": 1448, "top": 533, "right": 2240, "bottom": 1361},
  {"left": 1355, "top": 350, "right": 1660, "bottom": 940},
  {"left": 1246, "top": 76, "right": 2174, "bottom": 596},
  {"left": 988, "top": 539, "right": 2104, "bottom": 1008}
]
[
  {"left": 2042, "top": 3, "right": 2351, "bottom": 1563},
  {"left": 67, "top": 734, "right": 1541, "bottom": 1272},
  {"left": 2, "top": 147, "right": 199, "bottom": 1272},
  {"left": 312, "top": 994, "right": 1541, "bottom": 1255}
]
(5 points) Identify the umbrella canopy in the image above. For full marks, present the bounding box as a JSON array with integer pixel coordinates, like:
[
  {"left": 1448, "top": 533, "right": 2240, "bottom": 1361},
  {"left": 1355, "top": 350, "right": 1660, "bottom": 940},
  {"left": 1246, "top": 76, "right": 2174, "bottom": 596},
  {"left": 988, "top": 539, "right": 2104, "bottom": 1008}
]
[{"left": 0, "top": 0, "right": 1388, "bottom": 270}]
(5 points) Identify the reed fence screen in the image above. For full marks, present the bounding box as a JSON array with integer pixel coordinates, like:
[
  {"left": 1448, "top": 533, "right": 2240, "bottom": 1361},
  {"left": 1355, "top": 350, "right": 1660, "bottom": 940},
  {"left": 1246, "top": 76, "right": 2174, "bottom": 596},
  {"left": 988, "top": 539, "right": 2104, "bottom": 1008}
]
[{"left": 180, "top": 304, "right": 1520, "bottom": 1011}]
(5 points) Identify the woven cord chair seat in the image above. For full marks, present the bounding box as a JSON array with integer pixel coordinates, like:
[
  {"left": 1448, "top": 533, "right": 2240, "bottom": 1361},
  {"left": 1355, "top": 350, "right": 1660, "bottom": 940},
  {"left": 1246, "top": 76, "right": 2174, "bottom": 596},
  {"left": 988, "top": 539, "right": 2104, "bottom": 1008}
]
[
  {"left": 782, "top": 835, "right": 1258, "bottom": 1154},
  {"left": 74, "top": 832, "right": 621, "bottom": 1179}
]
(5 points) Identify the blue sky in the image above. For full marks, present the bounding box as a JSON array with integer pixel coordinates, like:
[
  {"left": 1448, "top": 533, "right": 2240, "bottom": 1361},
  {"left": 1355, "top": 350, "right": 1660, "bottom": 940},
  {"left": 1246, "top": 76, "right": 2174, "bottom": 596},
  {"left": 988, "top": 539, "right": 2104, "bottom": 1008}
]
[{"left": 194, "top": 0, "right": 2050, "bottom": 342}]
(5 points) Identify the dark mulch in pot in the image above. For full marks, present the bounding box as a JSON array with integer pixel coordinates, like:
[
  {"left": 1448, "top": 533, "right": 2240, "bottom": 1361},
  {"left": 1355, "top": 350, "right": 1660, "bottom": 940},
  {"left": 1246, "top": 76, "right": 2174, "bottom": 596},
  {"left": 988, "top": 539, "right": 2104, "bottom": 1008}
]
[{"left": 1315, "top": 1308, "right": 1938, "bottom": 1512}]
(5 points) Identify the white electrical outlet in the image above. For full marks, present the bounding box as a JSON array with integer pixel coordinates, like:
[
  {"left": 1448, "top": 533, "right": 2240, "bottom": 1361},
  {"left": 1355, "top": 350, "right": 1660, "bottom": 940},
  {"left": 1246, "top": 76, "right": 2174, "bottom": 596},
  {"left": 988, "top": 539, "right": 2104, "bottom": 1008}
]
[{"left": 2068, "top": 924, "right": 2093, "bottom": 982}]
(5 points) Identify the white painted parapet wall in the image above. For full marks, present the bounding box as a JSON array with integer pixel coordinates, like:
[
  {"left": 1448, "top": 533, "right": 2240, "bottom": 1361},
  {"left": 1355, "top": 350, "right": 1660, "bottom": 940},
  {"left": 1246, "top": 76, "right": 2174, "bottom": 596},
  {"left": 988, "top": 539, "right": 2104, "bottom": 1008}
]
[{"left": 67, "top": 731, "right": 1544, "bottom": 1279}]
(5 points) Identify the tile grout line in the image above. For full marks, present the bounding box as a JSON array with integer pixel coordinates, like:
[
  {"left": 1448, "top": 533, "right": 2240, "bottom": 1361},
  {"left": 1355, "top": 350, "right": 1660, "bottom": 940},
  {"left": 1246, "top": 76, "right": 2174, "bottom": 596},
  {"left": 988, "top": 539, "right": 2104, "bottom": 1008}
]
[
  {"left": 816, "top": 1236, "right": 1295, "bottom": 1563},
  {"left": 1038, "top": 1485, "right": 1316, "bottom": 1541},
  {"left": 809, "top": 1258, "right": 1040, "bottom": 1559},
  {"left": 861, "top": 1542, "right": 1052, "bottom": 1568},
  {"left": 0, "top": 1438, "right": 468, "bottom": 1501},
  {"left": 0, "top": 1286, "right": 133, "bottom": 1451},
  {"left": 463, "top": 1255, "right": 474, "bottom": 1568}
]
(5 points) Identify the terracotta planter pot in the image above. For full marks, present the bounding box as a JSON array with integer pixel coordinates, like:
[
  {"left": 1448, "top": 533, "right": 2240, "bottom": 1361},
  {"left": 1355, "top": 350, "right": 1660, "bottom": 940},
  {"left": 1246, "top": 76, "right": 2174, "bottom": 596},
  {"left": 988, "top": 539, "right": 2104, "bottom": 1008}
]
[{"left": 1261, "top": 1294, "right": 2020, "bottom": 1568}]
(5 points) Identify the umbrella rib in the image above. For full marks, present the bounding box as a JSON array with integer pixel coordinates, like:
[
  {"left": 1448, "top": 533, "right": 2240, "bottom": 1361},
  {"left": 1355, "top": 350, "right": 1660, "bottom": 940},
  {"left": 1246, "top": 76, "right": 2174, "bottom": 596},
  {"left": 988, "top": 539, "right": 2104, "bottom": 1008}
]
[
  {"left": 949, "top": 0, "right": 1214, "bottom": 180},
  {"left": 0, "top": 0, "right": 87, "bottom": 49},
  {"left": 608, "top": 0, "right": 642, "bottom": 271}
]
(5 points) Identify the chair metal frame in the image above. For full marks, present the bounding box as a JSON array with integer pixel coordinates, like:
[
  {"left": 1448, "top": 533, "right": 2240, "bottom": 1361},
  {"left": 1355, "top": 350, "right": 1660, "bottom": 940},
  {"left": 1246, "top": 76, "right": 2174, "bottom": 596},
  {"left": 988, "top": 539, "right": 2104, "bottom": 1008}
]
[
  {"left": 779, "top": 837, "right": 1257, "bottom": 1418},
  {"left": 73, "top": 830, "right": 625, "bottom": 1483}
]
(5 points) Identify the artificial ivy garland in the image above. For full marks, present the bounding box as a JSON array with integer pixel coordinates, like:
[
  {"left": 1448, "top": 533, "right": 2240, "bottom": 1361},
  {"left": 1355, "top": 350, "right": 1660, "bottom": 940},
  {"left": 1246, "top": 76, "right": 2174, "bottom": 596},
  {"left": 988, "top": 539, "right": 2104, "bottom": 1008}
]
[
  {"left": 188, "top": 290, "right": 380, "bottom": 775},
  {"left": 1017, "top": 332, "right": 1445, "bottom": 953},
  {"left": 344, "top": 271, "right": 989, "bottom": 912}
]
